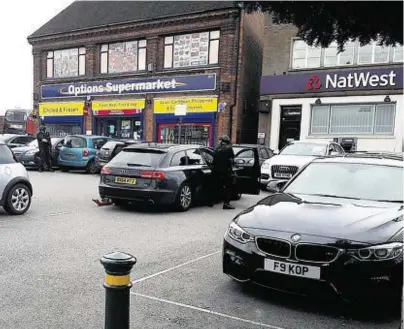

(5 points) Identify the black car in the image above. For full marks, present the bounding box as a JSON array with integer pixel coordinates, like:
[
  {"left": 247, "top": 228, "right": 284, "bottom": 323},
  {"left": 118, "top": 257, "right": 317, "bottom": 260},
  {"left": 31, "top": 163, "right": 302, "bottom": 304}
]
[
  {"left": 13, "top": 138, "right": 64, "bottom": 169},
  {"left": 95, "top": 139, "right": 145, "bottom": 171},
  {"left": 232, "top": 144, "right": 274, "bottom": 166},
  {"left": 223, "top": 152, "right": 403, "bottom": 302},
  {"left": 99, "top": 144, "right": 261, "bottom": 211},
  {"left": 0, "top": 134, "right": 35, "bottom": 149}
]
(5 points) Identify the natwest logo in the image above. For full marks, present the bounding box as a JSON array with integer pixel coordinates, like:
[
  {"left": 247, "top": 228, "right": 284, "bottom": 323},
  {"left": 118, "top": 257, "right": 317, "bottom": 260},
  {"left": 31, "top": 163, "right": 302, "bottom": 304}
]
[
  {"left": 306, "top": 75, "right": 322, "bottom": 91},
  {"left": 326, "top": 70, "right": 397, "bottom": 89}
]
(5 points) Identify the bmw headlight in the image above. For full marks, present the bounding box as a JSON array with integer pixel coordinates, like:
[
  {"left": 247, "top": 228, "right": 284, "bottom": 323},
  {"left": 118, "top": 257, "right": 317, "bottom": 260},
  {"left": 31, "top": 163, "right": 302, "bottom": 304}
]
[
  {"left": 261, "top": 162, "right": 270, "bottom": 169},
  {"left": 348, "top": 242, "right": 403, "bottom": 261},
  {"left": 227, "top": 222, "right": 254, "bottom": 244}
]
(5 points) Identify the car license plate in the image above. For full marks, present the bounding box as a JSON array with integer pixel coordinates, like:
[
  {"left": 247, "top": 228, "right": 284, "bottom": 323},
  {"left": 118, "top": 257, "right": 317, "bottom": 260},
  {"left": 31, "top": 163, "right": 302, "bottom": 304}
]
[
  {"left": 65, "top": 154, "right": 76, "bottom": 159},
  {"left": 115, "top": 177, "right": 136, "bottom": 185},
  {"left": 274, "top": 173, "right": 292, "bottom": 178},
  {"left": 264, "top": 259, "right": 320, "bottom": 280}
]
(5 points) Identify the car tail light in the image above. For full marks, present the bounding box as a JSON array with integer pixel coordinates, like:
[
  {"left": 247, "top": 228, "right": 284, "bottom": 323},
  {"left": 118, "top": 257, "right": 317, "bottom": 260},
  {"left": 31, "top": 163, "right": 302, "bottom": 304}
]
[
  {"left": 101, "top": 167, "right": 112, "bottom": 175},
  {"left": 140, "top": 171, "right": 166, "bottom": 180},
  {"left": 82, "top": 149, "right": 89, "bottom": 156}
]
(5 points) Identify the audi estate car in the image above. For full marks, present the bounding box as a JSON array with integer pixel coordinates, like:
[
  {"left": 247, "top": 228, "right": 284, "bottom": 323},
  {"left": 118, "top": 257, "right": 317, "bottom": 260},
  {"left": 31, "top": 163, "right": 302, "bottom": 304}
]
[
  {"left": 223, "top": 152, "right": 403, "bottom": 302},
  {"left": 99, "top": 143, "right": 261, "bottom": 211}
]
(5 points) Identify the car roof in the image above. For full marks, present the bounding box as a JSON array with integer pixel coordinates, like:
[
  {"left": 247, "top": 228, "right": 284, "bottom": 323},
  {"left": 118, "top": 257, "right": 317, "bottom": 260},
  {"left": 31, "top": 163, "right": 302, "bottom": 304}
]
[
  {"left": 289, "top": 140, "right": 331, "bottom": 145},
  {"left": 67, "top": 135, "right": 107, "bottom": 138},
  {"left": 233, "top": 144, "right": 262, "bottom": 148},
  {"left": 312, "top": 155, "right": 403, "bottom": 167},
  {"left": 125, "top": 143, "right": 202, "bottom": 152}
]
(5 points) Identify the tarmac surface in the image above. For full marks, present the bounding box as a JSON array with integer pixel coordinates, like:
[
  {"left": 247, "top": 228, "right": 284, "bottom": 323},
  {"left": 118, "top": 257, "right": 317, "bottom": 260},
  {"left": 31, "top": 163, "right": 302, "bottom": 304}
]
[{"left": 0, "top": 170, "right": 400, "bottom": 329}]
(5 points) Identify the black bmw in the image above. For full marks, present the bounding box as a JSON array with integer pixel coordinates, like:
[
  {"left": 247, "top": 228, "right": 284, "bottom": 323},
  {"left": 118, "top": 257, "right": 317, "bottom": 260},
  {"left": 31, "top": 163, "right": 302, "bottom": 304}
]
[{"left": 223, "top": 153, "right": 403, "bottom": 302}]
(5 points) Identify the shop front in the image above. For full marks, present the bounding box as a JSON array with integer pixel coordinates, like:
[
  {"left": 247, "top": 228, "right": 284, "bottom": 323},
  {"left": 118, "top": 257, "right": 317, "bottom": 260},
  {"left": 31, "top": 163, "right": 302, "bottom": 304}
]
[
  {"left": 259, "top": 66, "right": 404, "bottom": 152},
  {"left": 39, "top": 102, "right": 84, "bottom": 137},
  {"left": 92, "top": 99, "right": 145, "bottom": 140},
  {"left": 154, "top": 96, "right": 218, "bottom": 146}
]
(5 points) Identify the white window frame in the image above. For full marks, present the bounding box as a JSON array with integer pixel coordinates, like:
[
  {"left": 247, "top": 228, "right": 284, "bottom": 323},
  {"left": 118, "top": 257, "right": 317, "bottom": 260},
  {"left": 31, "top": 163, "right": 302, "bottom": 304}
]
[
  {"left": 358, "top": 42, "right": 390, "bottom": 65},
  {"left": 164, "top": 30, "right": 220, "bottom": 69},
  {"left": 310, "top": 103, "right": 396, "bottom": 136},
  {"left": 323, "top": 41, "right": 355, "bottom": 67},
  {"left": 393, "top": 45, "right": 404, "bottom": 62},
  {"left": 291, "top": 39, "right": 321, "bottom": 69},
  {"left": 100, "top": 39, "right": 147, "bottom": 74},
  {"left": 46, "top": 47, "right": 86, "bottom": 79}
]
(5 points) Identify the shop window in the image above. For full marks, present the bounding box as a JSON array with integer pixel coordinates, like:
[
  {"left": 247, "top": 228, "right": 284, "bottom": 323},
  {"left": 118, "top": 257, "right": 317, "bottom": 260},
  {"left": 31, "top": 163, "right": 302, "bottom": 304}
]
[
  {"left": 324, "top": 41, "right": 355, "bottom": 67},
  {"left": 47, "top": 47, "right": 86, "bottom": 78},
  {"left": 159, "top": 124, "right": 211, "bottom": 146},
  {"left": 100, "top": 40, "right": 147, "bottom": 74},
  {"left": 164, "top": 30, "right": 220, "bottom": 69},
  {"left": 310, "top": 103, "right": 395, "bottom": 135},
  {"left": 393, "top": 45, "right": 404, "bottom": 62}
]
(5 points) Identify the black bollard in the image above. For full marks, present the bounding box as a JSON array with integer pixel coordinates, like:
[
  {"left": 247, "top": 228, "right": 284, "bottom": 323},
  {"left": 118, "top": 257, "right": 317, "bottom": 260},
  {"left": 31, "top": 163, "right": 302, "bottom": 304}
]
[{"left": 100, "top": 252, "right": 137, "bottom": 329}]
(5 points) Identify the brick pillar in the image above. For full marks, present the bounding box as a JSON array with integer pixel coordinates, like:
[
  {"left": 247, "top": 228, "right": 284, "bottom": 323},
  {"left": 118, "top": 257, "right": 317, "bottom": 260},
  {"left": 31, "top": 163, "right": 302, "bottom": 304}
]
[{"left": 86, "top": 44, "right": 97, "bottom": 78}]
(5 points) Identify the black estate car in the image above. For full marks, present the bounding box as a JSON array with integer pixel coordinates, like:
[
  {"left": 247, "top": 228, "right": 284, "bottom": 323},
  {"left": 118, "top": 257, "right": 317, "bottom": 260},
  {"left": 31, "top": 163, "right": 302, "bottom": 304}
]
[
  {"left": 223, "top": 152, "right": 403, "bottom": 302},
  {"left": 99, "top": 143, "right": 261, "bottom": 211}
]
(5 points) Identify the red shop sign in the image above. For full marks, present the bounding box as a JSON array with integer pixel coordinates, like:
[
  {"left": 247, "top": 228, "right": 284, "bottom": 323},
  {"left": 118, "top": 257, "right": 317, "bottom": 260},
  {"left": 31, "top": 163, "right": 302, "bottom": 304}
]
[{"left": 93, "top": 109, "right": 142, "bottom": 116}]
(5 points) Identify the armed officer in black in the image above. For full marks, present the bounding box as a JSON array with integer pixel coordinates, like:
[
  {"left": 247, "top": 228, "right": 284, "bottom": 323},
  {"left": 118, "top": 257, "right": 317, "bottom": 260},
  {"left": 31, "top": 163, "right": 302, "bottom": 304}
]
[
  {"left": 36, "top": 126, "right": 53, "bottom": 172},
  {"left": 212, "top": 135, "right": 235, "bottom": 209}
]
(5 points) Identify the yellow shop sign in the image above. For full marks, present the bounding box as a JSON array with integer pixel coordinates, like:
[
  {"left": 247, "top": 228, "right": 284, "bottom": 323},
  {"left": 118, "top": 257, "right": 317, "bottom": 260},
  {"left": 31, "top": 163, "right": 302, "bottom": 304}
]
[
  {"left": 92, "top": 99, "right": 145, "bottom": 111},
  {"left": 39, "top": 102, "right": 84, "bottom": 116},
  {"left": 154, "top": 97, "right": 217, "bottom": 114}
]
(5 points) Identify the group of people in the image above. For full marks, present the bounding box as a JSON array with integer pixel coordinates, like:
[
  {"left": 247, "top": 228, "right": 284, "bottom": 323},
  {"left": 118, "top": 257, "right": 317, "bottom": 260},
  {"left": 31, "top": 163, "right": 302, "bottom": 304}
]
[{"left": 36, "top": 125, "right": 54, "bottom": 172}]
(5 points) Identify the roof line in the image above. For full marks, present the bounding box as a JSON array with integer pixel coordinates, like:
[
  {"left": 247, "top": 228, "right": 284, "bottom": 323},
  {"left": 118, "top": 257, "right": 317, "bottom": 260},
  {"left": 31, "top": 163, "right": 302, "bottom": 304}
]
[{"left": 28, "top": 6, "right": 238, "bottom": 41}]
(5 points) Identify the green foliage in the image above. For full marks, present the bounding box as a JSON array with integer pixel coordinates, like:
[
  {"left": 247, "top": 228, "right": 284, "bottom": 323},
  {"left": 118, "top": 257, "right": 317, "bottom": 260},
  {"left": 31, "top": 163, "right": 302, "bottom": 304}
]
[{"left": 241, "top": 1, "right": 403, "bottom": 52}]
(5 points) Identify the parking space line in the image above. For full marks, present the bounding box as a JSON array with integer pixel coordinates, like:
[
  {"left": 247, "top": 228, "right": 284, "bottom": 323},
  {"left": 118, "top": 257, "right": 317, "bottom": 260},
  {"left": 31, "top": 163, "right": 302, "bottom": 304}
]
[
  {"left": 132, "top": 292, "right": 287, "bottom": 329},
  {"left": 133, "top": 250, "right": 221, "bottom": 284}
]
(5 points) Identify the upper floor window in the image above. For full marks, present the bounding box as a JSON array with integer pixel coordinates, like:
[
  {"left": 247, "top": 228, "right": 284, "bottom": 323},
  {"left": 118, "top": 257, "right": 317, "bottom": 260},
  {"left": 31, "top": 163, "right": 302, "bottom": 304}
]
[
  {"left": 100, "top": 40, "right": 147, "bottom": 74},
  {"left": 291, "top": 39, "right": 403, "bottom": 70},
  {"left": 47, "top": 47, "right": 86, "bottom": 78},
  {"left": 164, "top": 30, "right": 220, "bottom": 69}
]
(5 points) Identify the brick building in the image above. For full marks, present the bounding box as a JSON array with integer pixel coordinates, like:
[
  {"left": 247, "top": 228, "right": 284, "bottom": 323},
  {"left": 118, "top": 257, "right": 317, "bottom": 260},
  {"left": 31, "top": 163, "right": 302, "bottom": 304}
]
[
  {"left": 28, "top": 1, "right": 264, "bottom": 146},
  {"left": 258, "top": 14, "right": 403, "bottom": 152}
]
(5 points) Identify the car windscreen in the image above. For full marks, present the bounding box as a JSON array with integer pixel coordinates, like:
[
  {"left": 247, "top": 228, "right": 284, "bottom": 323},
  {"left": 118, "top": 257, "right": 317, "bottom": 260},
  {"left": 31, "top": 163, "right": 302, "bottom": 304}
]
[
  {"left": 109, "top": 149, "right": 166, "bottom": 168},
  {"left": 101, "top": 141, "right": 119, "bottom": 150},
  {"left": 280, "top": 143, "right": 327, "bottom": 156},
  {"left": 233, "top": 147, "right": 254, "bottom": 158},
  {"left": 284, "top": 162, "right": 403, "bottom": 203},
  {"left": 0, "top": 145, "right": 17, "bottom": 164}
]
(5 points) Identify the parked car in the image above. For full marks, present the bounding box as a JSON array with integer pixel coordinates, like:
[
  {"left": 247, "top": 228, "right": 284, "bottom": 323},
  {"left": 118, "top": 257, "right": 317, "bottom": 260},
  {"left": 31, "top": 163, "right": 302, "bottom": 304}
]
[
  {"left": 223, "top": 152, "right": 403, "bottom": 303},
  {"left": 95, "top": 139, "right": 144, "bottom": 171},
  {"left": 232, "top": 144, "right": 274, "bottom": 166},
  {"left": 260, "top": 140, "right": 345, "bottom": 188},
  {"left": 0, "top": 141, "right": 33, "bottom": 215},
  {"left": 0, "top": 134, "right": 35, "bottom": 149},
  {"left": 98, "top": 144, "right": 261, "bottom": 211},
  {"left": 58, "top": 135, "right": 110, "bottom": 174},
  {"left": 13, "top": 138, "right": 64, "bottom": 170}
]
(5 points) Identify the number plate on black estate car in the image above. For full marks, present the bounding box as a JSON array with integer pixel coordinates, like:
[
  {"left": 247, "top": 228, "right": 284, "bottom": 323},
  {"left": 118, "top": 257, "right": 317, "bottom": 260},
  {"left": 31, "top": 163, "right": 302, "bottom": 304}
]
[{"left": 264, "top": 259, "right": 320, "bottom": 280}]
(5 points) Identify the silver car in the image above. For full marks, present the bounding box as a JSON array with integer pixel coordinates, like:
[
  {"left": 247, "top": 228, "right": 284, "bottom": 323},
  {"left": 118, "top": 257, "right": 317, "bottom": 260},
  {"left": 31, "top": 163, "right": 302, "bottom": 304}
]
[{"left": 0, "top": 141, "right": 33, "bottom": 215}]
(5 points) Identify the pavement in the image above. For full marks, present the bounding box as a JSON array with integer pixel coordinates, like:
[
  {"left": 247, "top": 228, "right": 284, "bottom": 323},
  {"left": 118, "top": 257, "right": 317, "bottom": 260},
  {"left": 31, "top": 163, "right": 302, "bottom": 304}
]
[{"left": 0, "top": 170, "right": 400, "bottom": 329}]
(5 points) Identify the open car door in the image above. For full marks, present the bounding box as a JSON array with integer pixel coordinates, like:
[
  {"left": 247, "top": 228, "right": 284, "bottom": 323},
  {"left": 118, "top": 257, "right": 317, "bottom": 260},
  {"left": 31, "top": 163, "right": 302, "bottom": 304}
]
[
  {"left": 233, "top": 147, "right": 260, "bottom": 195},
  {"left": 198, "top": 147, "right": 214, "bottom": 170}
]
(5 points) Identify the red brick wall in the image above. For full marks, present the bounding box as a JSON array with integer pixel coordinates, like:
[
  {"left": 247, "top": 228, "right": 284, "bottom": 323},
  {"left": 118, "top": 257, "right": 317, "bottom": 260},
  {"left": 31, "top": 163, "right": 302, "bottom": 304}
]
[{"left": 29, "top": 8, "right": 264, "bottom": 145}]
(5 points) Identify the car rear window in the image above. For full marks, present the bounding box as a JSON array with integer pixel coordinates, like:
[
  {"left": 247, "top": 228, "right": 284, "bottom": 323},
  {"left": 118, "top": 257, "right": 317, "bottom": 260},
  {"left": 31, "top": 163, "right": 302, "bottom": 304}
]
[
  {"left": 0, "top": 145, "right": 17, "bottom": 164},
  {"left": 101, "top": 141, "right": 118, "bottom": 150},
  {"left": 92, "top": 138, "right": 108, "bottom": 149},
  {"left": 64, "top": 136, "right": 87, "bottom": 148},
  {"left": 110, "top": 149, "right": 166, "bottom": 168}
]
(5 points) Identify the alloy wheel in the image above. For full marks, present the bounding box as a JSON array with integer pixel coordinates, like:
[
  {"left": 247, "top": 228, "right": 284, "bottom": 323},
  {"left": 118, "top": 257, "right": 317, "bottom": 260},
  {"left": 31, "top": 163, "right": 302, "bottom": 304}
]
[
  {"left": 180, "top": 185, "right": 192, "bottom": 209},
  {"left": 11, "top": 188, "right": 30, "bottom": 212}
]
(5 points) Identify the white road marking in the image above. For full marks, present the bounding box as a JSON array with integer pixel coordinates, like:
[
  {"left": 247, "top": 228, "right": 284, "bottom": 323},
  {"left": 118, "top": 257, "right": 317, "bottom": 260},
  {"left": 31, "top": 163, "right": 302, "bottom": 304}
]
[
  {"left": 132, "top": 250, "right": 221, "bottom": 284},
  {"left": 132, "top": 292, "right": 287, "bottom": 329}
]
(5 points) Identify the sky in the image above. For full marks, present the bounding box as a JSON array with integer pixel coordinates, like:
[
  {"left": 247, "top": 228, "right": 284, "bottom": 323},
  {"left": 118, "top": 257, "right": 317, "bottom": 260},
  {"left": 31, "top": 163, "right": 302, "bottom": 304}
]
[{"left": 0, "top": 0, "right": 74, "bottom": 115}]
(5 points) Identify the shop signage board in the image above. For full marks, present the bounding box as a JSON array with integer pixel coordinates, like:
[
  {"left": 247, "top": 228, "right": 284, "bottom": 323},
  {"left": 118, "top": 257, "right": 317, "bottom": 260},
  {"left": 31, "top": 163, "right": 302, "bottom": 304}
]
[
  {"left": 39, "top": 102, "right": 84, "bottom": 116},
  {"left": 154, "top": 97, "right": 218, "bottom": 114},
  {"left": 41, "top": 74, "right": 217, "bottom": 99},
  {"left": 92, "top": 99, "right": 145, "bottom": 116},
  {"left": 260, "top": 67, "right": 403, "bottom": 95}
]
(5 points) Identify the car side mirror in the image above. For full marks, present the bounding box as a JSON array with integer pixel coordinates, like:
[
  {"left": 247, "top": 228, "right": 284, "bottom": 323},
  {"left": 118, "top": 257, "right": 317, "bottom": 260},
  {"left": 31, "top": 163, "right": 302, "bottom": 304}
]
[{"left": 266, "top": 180, "right": 288, "bottom": 193}]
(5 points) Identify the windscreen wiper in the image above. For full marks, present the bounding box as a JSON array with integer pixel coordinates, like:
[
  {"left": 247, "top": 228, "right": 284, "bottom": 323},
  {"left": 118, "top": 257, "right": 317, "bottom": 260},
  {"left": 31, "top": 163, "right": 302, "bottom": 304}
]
[{"left": 127, "top": 163, "right": 151, "bottom": 167}]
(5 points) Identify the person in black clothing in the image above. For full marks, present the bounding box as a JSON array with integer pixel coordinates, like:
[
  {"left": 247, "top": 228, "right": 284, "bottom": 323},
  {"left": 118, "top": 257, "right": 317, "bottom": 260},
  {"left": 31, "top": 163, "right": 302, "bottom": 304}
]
[
  {"left": 37, "top": 126, "right": 53, "bottom": 172},
  {"left": 209, "top": 135, "right": 236, "bottom": 209}
]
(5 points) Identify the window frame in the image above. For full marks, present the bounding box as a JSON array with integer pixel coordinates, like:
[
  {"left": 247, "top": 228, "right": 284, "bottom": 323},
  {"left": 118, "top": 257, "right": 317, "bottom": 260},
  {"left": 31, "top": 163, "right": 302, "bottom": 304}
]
[
  {"left": 170, "top": 151, "right": 187, "bottom": 167},
  {"left": 185, "top": 148, "right": 205, "bottom": 166},
  {"left": 163, "top": 30, "right": 220, "bottom": 69},
  {"left": 309, "top": 102, "right": 396, "bottom": 136},
  {"left": 46, "top": 47, "right": 86, "bottom": 79},
  {"left": 358, "top": 42, "right": 390, "bottom": 65},
  {"left": 100, "top": 39, "right": 147, "bottom": 74},
  {"left": 393, "top": 46, "right": 404, "bottom": 62}
]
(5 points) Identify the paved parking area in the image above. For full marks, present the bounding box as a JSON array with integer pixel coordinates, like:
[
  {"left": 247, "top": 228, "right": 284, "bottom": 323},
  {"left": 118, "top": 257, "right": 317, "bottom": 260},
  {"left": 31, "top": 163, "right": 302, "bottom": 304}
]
[{"left": 0, "top": 171, "right": 400, "bottom": 329}]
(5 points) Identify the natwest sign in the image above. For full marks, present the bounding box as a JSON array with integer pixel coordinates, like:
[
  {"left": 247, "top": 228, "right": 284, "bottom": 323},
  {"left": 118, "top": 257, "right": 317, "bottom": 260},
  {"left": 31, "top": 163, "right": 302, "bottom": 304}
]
[{"left": 260, "top": 67, "right": 403, "bottom": 95}]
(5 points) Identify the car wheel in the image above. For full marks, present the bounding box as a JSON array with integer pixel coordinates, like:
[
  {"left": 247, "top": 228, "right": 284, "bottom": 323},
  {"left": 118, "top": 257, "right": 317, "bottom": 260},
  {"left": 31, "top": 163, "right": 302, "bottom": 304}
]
[
  {"left": 60, "top": 166, "right": 69, "bottom": 172},
  {"left": 175, "top": 183, "right": 192, "bottom": 212},
  {"left": 86, "top": 160, "right": 98, "bottom": 174},
  {"left": 3, "top": 184, "right": 31, "bottom": 215}
]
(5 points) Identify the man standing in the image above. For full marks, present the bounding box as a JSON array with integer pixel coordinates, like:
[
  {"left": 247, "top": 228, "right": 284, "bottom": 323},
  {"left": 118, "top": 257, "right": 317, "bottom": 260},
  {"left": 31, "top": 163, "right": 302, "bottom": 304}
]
[
  {"left": 36, "top": 126, "right": 52, "bottom": 172},
  {"left": 211, "top": 135, "right": 235, "bottom": 209},
  {"left": 44, "top": 131, "right": 54, "bottom": 172}
]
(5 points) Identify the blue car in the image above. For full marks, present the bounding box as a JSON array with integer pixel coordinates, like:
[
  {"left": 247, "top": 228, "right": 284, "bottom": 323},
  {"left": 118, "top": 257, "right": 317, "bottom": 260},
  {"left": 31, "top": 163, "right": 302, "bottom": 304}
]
[{"left": 58, "top": 135, "right": 110, "bottom": 174}]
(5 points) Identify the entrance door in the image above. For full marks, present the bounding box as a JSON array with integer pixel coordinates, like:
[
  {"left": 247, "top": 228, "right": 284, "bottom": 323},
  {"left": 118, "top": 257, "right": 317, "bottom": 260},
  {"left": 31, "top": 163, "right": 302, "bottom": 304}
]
[{"left": 278, "top": 106, "right": 302, "bottom": 150}]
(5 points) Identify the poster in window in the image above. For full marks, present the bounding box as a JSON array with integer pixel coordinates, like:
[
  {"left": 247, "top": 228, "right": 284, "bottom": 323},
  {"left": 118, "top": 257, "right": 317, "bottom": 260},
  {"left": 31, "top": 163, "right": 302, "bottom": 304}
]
[
  {"left": 109, "top": 41, "right": 138, "bottom": 73},
  {"left": 173, "top": 32, "right": 209, "bottom": 68},
  {"left": 54, "top": 49, "right": 79, "bottom": 78}
]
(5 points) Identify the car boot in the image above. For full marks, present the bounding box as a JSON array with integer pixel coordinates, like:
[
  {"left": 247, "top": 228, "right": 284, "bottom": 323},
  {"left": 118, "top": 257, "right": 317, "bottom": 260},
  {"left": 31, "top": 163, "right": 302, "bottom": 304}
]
[{"left": 223, "top": 203, "right": 235, "bottom": 210}]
